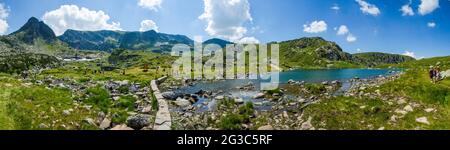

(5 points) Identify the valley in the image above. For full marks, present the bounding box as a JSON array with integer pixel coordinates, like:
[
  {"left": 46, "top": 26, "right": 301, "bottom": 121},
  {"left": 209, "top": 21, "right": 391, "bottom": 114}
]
[{"left": 1, "top": 17, "right": 449, "bottom": 130}]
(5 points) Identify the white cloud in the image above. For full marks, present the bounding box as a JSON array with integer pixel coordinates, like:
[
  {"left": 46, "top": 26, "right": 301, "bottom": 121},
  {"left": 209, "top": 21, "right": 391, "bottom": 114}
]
[
  {"left": 403, "top": 51, "right": 416, "bottom": 58},
  {"left": 0, "top": 3, "right": 9, "bottom": 35},
  {"left": 139, "top": 20, "right": 159, "bottom": 32},
  {"left": 331, "top": 4, "right": 340, "bottom": 11},
  {"left": 42, "top": 5, "right": 122, "bottom": 36},
  {"left": 237, "top": 37, "right": 260, "bottom": 44},
  {"left": 400, "top": 3, "right": 415, "bottom": 16},
  {"left": 356, "top": 48, "right": 363, "bottom": 52},
  {"left": 199, "top": 0, "right": 253, "bottom": 41},
  {"left": 303, "top": 20, "right": 327, "bottom": 33},
  {"left": 337, "top": 25, "right": 349, "bottom": 35},
  {"left": 355, "top": 0, "right": 380, "bottom": 16},
  {"left": 346, "top": 34, "right": 357, "bottom": 42},
  {"left": 419, "top": 0, "right": 439, "bottom": 15},
  {"left": 427, "top": 22, "right": 436, "bottom": 28},
  {"left": 138, "top": 0, "right": 163, "bottom": 11}
]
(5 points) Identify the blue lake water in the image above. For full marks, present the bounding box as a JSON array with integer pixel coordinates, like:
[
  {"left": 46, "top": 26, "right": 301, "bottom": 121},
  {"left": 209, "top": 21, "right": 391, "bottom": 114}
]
[
  {"left": 169, "top": 68, "right": 401, "bottom": 111},
  {"left": 174, "top": 68, "right": 400, "bottom": 94}
]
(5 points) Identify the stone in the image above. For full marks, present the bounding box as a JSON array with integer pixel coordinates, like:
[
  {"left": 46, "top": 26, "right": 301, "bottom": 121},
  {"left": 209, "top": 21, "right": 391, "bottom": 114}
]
[
  {"left": 424, "top": 108, "right": 435, "bottom": 113},
  {"left": 403, "top": 105, "right": 414, "bottom": 112},
  {"left": 141, "top": 106, "right": 152, "bottom": 114},
  {"left": 112, "top": 96, "right": 120, "bottom": 101},
  {"left": 397, "top": 98, "right": 407, "bottom": 104},
  {"left": 395, "top": 109, "right": 408, "bottom": 115},
  {"left": 253, "top": 93, "right": 265, "bottom": 99},
  {"left": 110, "top": 124, "right": 134, "bottom": 130},
  {"left": 161, "top": 91, "right": 183, "bottom": 100},
  {"left": 234, "top": 98, "right": 244, "bottom": 104},
  {"left": 215, "top": 96, "right": 224, "bottom": 100},
  {"left": 416, "top": 117, "right": 430, "bottom": 125},
  {"left": 258, "top": 125, "right": 274, "bottom": 130},
  {"left": 99, "top": 118, "right": 111, "bottom": 130},
  {"left": 297, "top": 98, "right": 306, "bottom": 103},
  {"left": 378, "top": 127, "right": 385, "bottom": 130},
  {"left": 38, "top": 123, "right": 49, "bottom": 129},
  {"left": 127, "top": 114, "right": 150, "bottom": 130},
  {"left": 301, "top": 117, "right": 313, "bottom": 130},
  {"left": 62, "top": 110, "right": 71, "bottom": 116},
  {"left": 83, "top": 118, "right": 96, "bottom": 126},
  {"left": 174, "top": 98, "right": 192, "bottom": 107}
]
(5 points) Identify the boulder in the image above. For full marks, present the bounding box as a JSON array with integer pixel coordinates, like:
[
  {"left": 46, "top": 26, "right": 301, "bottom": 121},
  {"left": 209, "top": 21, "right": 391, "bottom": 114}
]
[
  {"left": 215, "top": 95, "right": 224, "bottom": 100},
  {"left": 174, "top": 98, "right": 192, "bottom": 107},
  {"left": 234, "top": 98, "right": 244, "bottom": 104},
  {"left": 253, "top": 93, "right": 265, "bottom": 99},
  {"left": 161, "top": 91, "right": 183, "bottom": 100},
  {"left": 126, "top": 114, "right": 151, "bottom": 130},
  {"left": 99, "top": 118, "right": 111, "bottom": 130},
  {"left": 416, "top": 117, "right": 430, "bottom": 125},
  {"left": 441, "top": 70, "right": 450, "bottom": 79}
]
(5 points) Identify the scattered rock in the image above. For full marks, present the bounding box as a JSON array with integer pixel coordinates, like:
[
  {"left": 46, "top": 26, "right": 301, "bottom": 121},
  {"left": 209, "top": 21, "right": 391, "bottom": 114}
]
[
  {"left": 215, "top": 96, "right": 224, "bottom": 100},
  {"left": 301, "top": 117, "right": 313, "bottom": 130},
  {"left": 257, "top": 125, "right": 274, "bottom": 130},
  {"left": 110, "top": 124, "right": 134, "bottom": 130},
  {"left": 161, "top": 91, "right": 183, "bottom": 100},
  {"left": 234, "top": 98, "right": 244, "bottom": 104},
  {"left": 127, "top": 114, "right": 151, "bottom": 130},
  {"left": 141, "top": 106, "right": 152, "bottom": 114},
  {"left": 416, "top": 117, "right": 430, "bottom": 125},
  {"left": 397, "top": 98, "right": 407, "bottom": 105},
  {"left": 174, "top": 98, "right": 192, "bottom": 107},
  {"left": 99, "top": 118, "right": 111, "bottom": 130},
  {"left": 424, "top": 108, "right": 435, "bottom": 113},
  {"left": 38, "top": 123, "right": 49, "bottom": 129},
  {"left": 403, "top": 105, "right": 414, "bottom": 112},
  {"left": 62, "top": 110, "right": 71, "bottom": 116},
  {"left": 83, "top": 118, "right": 96, "bottom": 126},
  {"left": 253, "top": 93, "right": 265, "bottom": 99}
]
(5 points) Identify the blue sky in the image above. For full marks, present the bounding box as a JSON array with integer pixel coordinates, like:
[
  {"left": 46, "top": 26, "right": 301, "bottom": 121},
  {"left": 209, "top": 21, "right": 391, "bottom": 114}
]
[{"left": 0, "top": 0, "right": 449, "bottom": 58}]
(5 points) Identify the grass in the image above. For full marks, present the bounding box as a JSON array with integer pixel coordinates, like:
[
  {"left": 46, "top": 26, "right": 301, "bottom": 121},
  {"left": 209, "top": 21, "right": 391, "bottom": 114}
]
[
  {"left": 217, "top": 99, "right": 255, "bottom": 130},
  {"left": 0, "top": 76, "right": 98, "bottom": 130},
  {"left": 301, "top": 56, "right": 450, "bottom": 130}
]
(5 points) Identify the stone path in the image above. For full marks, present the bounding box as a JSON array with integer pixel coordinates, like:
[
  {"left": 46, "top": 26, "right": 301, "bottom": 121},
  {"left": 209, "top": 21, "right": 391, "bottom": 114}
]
[{"left": 152, "top": 77, "right": 172, "bottom": 130}]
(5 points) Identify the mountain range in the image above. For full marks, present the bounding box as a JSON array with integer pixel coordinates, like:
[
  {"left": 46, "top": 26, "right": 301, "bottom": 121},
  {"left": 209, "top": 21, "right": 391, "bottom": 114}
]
[{"left": 0, "top": 17, "right": 416, "bottom": 73}]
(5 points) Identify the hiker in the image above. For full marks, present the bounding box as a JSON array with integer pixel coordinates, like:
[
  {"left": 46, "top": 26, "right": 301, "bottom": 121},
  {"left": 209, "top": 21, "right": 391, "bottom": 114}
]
[
  {"left": 436, "top": 66, "right": 442, "bottom": 81},
  {"left": 429, "top": 66, "right": 436, "bottom": 83}
]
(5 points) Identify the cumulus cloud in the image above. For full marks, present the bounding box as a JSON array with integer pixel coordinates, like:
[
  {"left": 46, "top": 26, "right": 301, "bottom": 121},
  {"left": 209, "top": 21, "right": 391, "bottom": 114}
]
[
  {"left": 336, "top": 25, "right": 357, "bottom": 42},
  {"left": 355, "top": 0, "right": 380, "bottom": 16},
  {"left": 400, "top": 3, "right": 415, "bottom": 16},
  {"left": 139, "top": 20, "right": 159, "bottom": 32},
  {"left": 138, "top": 0, "right": 163, "bottom": 11},
  {"left": 0, "top": 3, "right": 10, "bottom": 35},
  {"left": 42, "top": 5, "right": 122, "bottom": 36},
  {"left": 237, "top": 37, "right": 260, "bottom": 44},
  {"left": 346, "top": 34, "right": 357, "bottom": 42},
  {"left": 303, "top": 20, "right": 327, "bottom": 33},
  {"left": 403, "top": 51, "right": 416, "bottom": 58},
  {"left": 336, "top": 25, "right": 349, "bottom": 35},
  {"left": 427, "top": 22, "right": 436, "bottom": 28},
  {"left": 419, "top": 0, "right": 439, "bottom": 15},
  {"left": 199, "top": 0, "right": 253, "bottom": 41}
]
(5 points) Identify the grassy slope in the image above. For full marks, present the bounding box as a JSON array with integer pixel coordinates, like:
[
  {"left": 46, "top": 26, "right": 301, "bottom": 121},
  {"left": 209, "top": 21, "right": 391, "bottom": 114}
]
[
  {"left": 303, "top": 56, "right": 450, "bottom": 130},
  {"left": 0, "top": 74, "right": 98, "bottom": 130}
]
